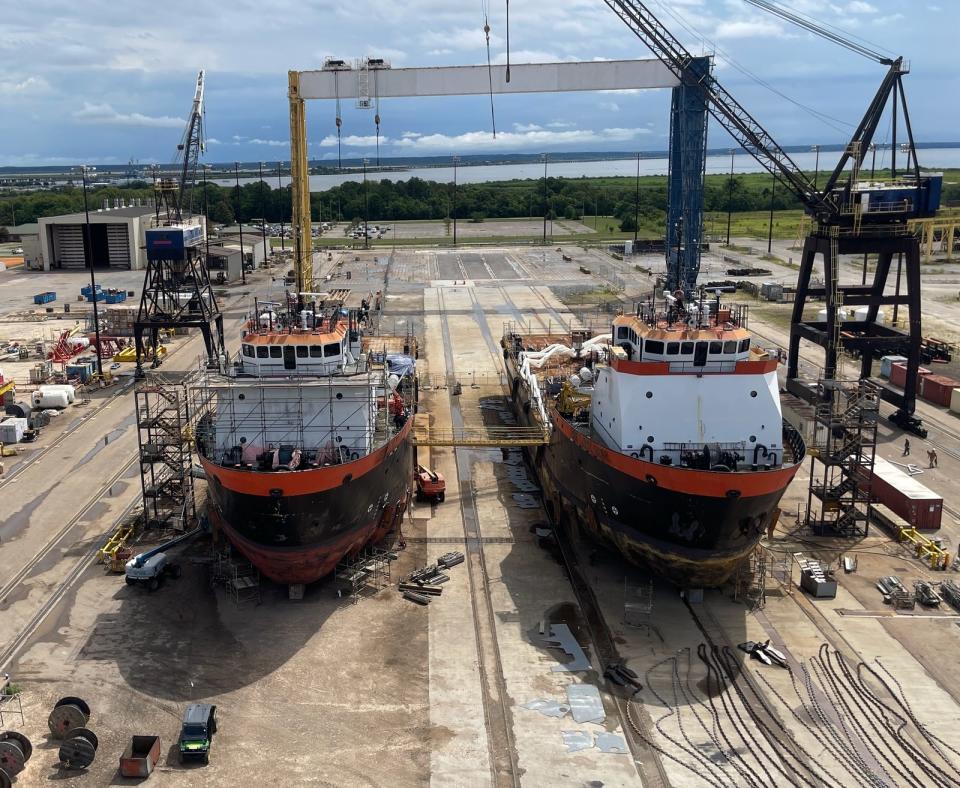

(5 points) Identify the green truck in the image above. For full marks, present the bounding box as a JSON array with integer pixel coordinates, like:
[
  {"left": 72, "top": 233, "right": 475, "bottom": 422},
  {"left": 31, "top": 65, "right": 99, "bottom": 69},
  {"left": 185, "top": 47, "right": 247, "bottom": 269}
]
[{"left": 178, "top": 704, "right": 217, "bottom": 764}]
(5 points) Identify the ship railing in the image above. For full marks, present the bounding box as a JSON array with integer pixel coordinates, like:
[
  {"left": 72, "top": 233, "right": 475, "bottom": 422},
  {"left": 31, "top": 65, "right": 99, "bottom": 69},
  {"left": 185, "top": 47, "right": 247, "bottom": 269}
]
[{"left": 782, "top": 421, "right": 807, "bottom": 466}]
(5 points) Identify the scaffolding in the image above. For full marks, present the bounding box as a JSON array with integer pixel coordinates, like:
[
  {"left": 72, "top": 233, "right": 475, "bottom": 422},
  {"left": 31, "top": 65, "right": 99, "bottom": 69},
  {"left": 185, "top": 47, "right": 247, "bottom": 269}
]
[
  {"left": 333, "top": 545, "right": 395, "bottom": 602},
  {"left": 209, "top": 548, "right": 261, "bottom": 605},
  {"left": 805, "top": 378, "right": 880, "bottom": 537},
  {"left": 136, "top": 375, "right": 196, "bottom": 531}
]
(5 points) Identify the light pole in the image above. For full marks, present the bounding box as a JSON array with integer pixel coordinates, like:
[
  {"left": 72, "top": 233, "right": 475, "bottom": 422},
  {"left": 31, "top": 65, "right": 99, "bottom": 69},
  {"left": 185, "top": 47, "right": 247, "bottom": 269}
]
[
  {"left": 362, "top": 158, "right": 370, "bottom": 250},
  {"left": 726, "top": 148, "right": 735, "bottom": 246},
  {"left": 234, "top": 162, "right": 246, "bottom": 285},
  {"left": 258, "top": 161, "right": 268, "bottom": 270},
  {"left": 811, "top": 144, "right": 821, "bottom": 191},
  {"left": 541, "top": 153, "right": 548, "bottom": 245},
  {"left": 767, "top": 173, "right": 776, "bottom": 255},
  {"left": 276, "top": 162, "right": 285, "bottom": 251},
  {"left": 79, "top": 165, "right": 104, "bottom": 378},
  {"left": 633, "top": 152, "right": 641, "bottom": 243},
  {"left": 452, "top": 155, "right": 459, "bottom": 246},
  {"left": 202, "top": 164, "right": 211, "bottom": 263}
]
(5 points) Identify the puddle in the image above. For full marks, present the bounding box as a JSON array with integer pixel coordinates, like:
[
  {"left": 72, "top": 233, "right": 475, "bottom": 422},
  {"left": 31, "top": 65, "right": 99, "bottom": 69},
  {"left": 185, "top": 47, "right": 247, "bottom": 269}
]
[{"left": 0, "top": 487, "right": 55, "bottom": 543}]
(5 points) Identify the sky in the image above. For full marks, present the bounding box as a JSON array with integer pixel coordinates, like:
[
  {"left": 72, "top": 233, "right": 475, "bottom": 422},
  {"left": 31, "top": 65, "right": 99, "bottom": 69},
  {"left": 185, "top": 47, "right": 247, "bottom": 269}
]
[{"left": 0, "top": 0, "right": 956, "bottom": 167}]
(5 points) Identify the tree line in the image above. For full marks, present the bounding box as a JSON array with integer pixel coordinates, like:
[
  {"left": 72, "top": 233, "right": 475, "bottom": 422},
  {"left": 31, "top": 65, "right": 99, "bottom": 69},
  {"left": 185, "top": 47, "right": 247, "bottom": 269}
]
[{"left": 2, "top": 169, "right": 957, "bottom": 235}]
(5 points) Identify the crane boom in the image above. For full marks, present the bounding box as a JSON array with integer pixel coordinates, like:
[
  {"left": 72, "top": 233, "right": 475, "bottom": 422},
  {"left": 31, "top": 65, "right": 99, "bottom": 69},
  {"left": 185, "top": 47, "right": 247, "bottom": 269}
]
[
  {"left": 175, "top": 69, "right": 206, "bottom": 217},
  {"left": 603, "top": 0, "right": 829, "bottom": 217}
]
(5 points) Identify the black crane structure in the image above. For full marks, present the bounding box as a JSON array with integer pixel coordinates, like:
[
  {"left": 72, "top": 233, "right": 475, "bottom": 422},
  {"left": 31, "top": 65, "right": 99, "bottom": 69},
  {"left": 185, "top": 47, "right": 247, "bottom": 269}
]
[
  {"left": 604, "top": 0, "right": 941, "bottom": 435},
  {"left": 134, "top": 70, "right": 225, "bottom": 378}
]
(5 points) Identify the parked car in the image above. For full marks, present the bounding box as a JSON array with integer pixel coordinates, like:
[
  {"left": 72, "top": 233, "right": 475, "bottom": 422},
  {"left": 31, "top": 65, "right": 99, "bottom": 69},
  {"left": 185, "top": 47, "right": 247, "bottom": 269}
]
[{"left": 178, "top": 703, "right": 217, "bottom": 764}]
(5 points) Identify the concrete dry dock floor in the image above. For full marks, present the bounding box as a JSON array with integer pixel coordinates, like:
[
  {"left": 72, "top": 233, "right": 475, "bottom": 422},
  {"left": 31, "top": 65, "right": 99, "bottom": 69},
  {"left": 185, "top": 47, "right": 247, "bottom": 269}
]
[{"left": 5, "top": 243, "right": 960, "bottom": 787}]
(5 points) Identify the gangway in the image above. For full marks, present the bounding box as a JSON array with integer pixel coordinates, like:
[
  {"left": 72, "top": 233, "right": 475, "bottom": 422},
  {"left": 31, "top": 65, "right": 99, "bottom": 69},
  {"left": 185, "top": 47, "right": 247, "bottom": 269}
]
[{"left": 411, "top": 414, "right": 548, "bottom": 447}]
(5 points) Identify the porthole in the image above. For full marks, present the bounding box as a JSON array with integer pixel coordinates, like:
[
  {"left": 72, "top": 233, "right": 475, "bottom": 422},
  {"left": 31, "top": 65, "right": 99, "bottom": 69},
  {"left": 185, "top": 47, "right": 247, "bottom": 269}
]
[
  {"left": 647, "top": 436, "right": 654, "bottom": 443},
  {"left": 238, "top": 393, "right": 245, "bottom": 400},
  {"left": 336, "top": 392, "right": 343, "bottom": 400},
  {"left": 750, "top": 390, "right": 758, "bottom": 398},
  {"left": 590, "top": 494, "right": 597, "bottom": 504},
  {"left": 645, "top": 391, "right": 653, "bottom": 399},
  {"left": 336, "top": 436, "right": 343, "bottom": 443},
  {"left": 749, "top": 435, "right": 756, "bottom": 442}
]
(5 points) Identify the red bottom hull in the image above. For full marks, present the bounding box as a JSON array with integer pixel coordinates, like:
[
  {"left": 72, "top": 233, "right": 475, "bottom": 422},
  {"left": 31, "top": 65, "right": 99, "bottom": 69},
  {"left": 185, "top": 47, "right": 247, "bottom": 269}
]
[{"left": 210, "top": 503, "right": 403, "bottom": 585}]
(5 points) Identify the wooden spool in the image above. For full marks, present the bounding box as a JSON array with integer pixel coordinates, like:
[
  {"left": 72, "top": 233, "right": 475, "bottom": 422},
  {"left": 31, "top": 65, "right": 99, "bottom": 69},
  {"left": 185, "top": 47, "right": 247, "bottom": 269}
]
[
  {"left": 58, "top": 727, "right": 98, "bottom": 769},
  {"left": 0, "top": 739, "right": 26, "bottom": 777},
  {"left": 48, "top": 697, "right": 91, "bottom": 739}
]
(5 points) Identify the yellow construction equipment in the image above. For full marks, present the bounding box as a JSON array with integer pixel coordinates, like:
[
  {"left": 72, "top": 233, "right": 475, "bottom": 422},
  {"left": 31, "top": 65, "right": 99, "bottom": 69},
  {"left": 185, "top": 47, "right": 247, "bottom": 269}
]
[
  {"left": 98, "top": 523, "right": 136, "bottom": 572},
  {"left": 896, "top": 526, "right": 951, "bottom": 571}
]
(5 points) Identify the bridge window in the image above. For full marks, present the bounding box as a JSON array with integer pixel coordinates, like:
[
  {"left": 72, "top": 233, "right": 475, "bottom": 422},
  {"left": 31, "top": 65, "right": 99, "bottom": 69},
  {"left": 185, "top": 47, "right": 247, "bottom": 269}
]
[
  {"left": 739, "top": 339, "right": 751, "bottom": 353},
  {"left": 296, "top": 346, "right": 308, "bottom": 358},
  {"left": 617, "top": 326, "right": 629, "bottom": 341},
  {"left": 645, "top": 339, "right": 664, "bottom": 355},
  {"left": 256, "top": 346, "right": 269, "bottom": 358},
  {"left": 242, "top": 344, "right": 254, "bottom": 358},
  {"left": 666, "top": 342, "right": 680, "bottom": 356},
  {"left": 323, "top": 342, "right": 341, "bottom": 358},
  {"left": 709, "top": 341, "right": 723, "bottom": 355},
  {"left": 310, "top": 345, "right": 323, "bottom": 358},
  {"left": 269, "top": 346, "right": 282, "bottom": 358},
  {"left": 681, "top": 342, "right": 694, "bottom": 355},
  {"left": 723, "top": 340, "right": 738, "bottom": 354}
]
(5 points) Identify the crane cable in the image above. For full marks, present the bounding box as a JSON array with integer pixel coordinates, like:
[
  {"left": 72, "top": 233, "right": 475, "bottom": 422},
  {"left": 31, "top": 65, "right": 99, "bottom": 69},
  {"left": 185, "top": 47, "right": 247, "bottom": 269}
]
[
  {"left": 505, "top": 0, "right": 511, "bottom": 83},
  {"left": 374, "top": 68, "right": 381, "bottom": 167},
  {"left": 334, "top": 69, "right": 343, "bottom": 170},
  {"left": 482, "top": 0, "right": 497, "bottom": 137}
]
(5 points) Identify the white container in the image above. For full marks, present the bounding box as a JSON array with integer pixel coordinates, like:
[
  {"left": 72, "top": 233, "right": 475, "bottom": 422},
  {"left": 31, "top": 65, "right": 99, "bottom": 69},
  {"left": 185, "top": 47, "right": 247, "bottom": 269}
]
[
  {"left": 31, "top": 389, "right": 70, "bottom": 409},
  {"left": 66, "top": 336, "right": 90, "bottom": 349},
  {"left": 950, "top": 388, "right": 960, "bottom": 415},
  {"left": 853, "top": 306, "right": 886, "bottom": 323},
  {"left": 0, "top": 417, "right": 28, "bottom": 443},
  {"left": 40, "top": 384, "right": 76, "bottom": 403}
]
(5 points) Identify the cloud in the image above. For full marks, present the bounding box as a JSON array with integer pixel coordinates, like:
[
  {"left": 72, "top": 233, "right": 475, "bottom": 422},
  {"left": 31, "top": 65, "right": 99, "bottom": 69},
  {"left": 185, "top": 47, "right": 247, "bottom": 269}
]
[
  {"left": 249, "top": 138, "right": 287, "bottom": 147},
  {"left": 316, "top": 134, "right": 389, "bottom": 147},
  {"left": 0, "top": 75, "right": 51, "bottom": 95},
  {"left": 390, "top": 126, "right": 650, "bottom": 152},
  {"left": 599, "top": 101, "right": 620, "bottom": 112},
  {"left": 513, "top": 123, "right": 543, "bottom": 132},
  {"left": 845, "top": 1, "right": 877, "bottom": 12},
  {"left": 713, "top": 19, "right": 784, "bottom": 40},
  {"left": 73, "top": 102, "right": 184, "bottom": 128}
]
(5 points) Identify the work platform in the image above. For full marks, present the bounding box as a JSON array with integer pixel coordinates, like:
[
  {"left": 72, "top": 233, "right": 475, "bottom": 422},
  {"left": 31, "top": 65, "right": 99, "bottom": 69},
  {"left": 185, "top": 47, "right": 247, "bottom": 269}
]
[{"left": 411, "top": 414, "right": 548, "bottom": 447}]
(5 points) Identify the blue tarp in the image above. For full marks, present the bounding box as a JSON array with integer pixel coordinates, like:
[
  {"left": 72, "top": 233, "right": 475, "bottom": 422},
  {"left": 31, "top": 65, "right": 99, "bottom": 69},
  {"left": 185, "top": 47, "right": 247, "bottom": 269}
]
[{"left": 386, "top": 354, "right": 416, "bottom": 377}]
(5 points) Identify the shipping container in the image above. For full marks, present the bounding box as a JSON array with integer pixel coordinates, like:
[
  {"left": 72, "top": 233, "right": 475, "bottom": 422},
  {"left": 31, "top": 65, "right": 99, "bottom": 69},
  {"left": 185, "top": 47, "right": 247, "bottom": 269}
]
[
  {"left": 33, "top": 291, "right": 56, "bottom": 305},
  {"left": 862, "top": 457, "right": 943, "bottom": 530},
  {"left": 0, "top": 417, "right": 28, "bottom": 443},
  {"left": 919, "top": 374, "right": 958, "bottom": 407},
  {"left": 880, "top": 355, "right": 907, "bottom": 379},
  {"left": 889, "top": 362, "right": 931, "bottom": 390}
]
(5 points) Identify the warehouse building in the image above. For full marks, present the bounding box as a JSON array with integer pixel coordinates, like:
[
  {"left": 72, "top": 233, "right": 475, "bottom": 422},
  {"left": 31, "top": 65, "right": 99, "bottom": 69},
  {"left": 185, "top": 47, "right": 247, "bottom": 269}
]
[{"left": 37, "top": 201, "right": 158, "bottom": 271}]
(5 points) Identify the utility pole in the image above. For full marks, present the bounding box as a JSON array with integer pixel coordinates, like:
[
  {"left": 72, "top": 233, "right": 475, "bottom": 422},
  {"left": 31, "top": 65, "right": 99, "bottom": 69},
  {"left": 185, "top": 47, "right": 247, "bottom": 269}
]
[
  {"left": 234, "top": 162, "right": 246, "bottom": 285},
  {"left": 452, "top": 155, "right": 459, "bottom": 246},
  {"left": 541, "top": 153, "right": 548, "bottom": 245},
  {"left": 258, "top": 161, "right": 268, "bottom": 271},
  {"left": 633, "top": 152, "right": 641, "bottom": 243},
  {"left": 276, "top": 162, "right": 285, "bottom": 251},
  {"left": 79, "top": 164, "right": 103, "bottom": 378},
  {"left": 362, "top": 158, "right": 369, "bottom": 250},
  {"left": 202, "top": 164, "right": 211, "bottom": 263},
  {"left": 767, "top": 173, "right": 776, "bottom": 255},
  {"left": 726, "top": 148, "right": 735, "bottom": 246}
]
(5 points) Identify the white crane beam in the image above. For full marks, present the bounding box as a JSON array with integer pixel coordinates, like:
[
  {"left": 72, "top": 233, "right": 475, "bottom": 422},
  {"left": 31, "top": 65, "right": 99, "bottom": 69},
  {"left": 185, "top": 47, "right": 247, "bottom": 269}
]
[{"left": 297, "top": 59, "right": 678, "bottom": 100}]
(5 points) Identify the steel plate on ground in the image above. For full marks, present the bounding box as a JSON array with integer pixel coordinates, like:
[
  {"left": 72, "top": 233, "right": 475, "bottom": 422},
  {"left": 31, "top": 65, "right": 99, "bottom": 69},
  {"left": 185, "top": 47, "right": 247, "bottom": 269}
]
[{"left": 566, "top": 683, "right": 605, "bottom": 724}]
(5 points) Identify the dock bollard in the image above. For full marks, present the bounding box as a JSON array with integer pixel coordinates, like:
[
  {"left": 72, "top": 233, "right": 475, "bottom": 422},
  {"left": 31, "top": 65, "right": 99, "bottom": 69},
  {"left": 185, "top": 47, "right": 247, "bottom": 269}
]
[{"left": 48, "top": 696, "right": 91, "bottom": 739}]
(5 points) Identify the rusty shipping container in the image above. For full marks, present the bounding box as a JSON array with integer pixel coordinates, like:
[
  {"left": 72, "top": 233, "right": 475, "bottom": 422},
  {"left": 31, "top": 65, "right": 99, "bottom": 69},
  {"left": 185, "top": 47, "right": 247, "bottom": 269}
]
[
  {"left": 863, "top": 457, "right": 942, "bottom": 530},
  {"left": 889, "top": 362, "right": 931, "bottom": 390},
  {"left": 919, "top": 373, "right": 959, "bottom": 407}
]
